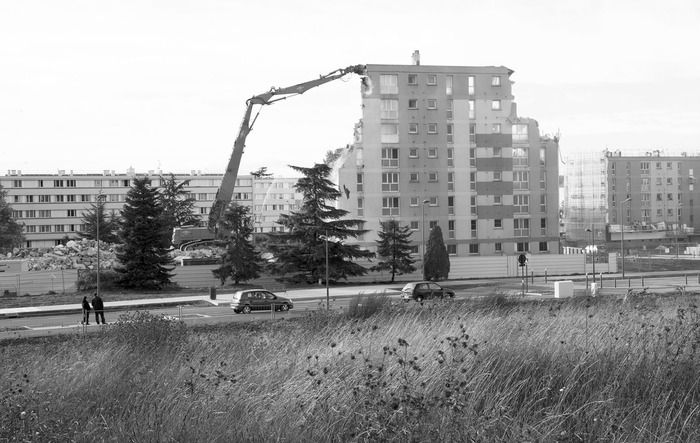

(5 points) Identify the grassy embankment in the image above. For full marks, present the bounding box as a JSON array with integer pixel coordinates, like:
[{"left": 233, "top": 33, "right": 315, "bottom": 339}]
[{"left": 2, "top": 293, "right": 700, "bottom": 441}]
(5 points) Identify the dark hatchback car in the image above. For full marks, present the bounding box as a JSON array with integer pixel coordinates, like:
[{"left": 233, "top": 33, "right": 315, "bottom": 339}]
[
  {"left": 401, "top": 282, "right": 455, "bottom": 302},
  {"left": 231, "top": 289, "right": 293, "bottom": 314}
]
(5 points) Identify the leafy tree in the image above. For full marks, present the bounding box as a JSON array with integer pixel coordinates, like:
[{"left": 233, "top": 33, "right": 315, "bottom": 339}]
[
  {"left": 0, "top": 184, "right": 24, "bottom": 252},
  {"left": 250, "top": 167, "right": 273, "bottom": 179},
  {"left": 212, "top": 203, "right": 262, "bottom": 285},
  {"left": 267, "top": 163, "right": 374, "bottom": 284},
  {"left": 79, "top": 197, "right": 119, "bottom": 243},
  {"left": 371, "top": 219, "right": 416, "bottom": 282},
  {"left": 115, "top": 177, "right": 173, "bottom": 289},
  {"left": 158, "top": 174, "right": 199, "bottom": 244},
  {"left": 424, "top": 225, "right": 450, "bottom": 281}
]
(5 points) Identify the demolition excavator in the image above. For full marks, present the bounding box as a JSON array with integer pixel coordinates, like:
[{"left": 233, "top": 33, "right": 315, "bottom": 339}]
[{"left": 172, "top": 64, "right": 367, "bottom": 249}]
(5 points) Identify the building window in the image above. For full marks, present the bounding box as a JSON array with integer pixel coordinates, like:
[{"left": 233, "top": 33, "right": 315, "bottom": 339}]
[
  {"left": 514, "top": 218, "right": 530, "bottom": 237},
  {"left": 468, "top": 100, "right": 475, "bottom": 119},
  {"left": 67, "top": 209, "right": 77, "bottom": 217},
  {"left": 448, "top": 220, "right": 455, "bottom": 239},
  {"left": 39, "top": 225, "right": 51, "bottom": 233},
  {"left": 447, "top": 244, "right": 457, "bottom": 254},
  {"left": 381, "top": 124, "right": 399, "bottom": 143},
  {"left": 469, "top": 244, "right": 479, "bottom": 254},
  {"left": 408, "top": 98, "right": 418, "bottom": 109},
  {"left": 381, "top": 148, "right": 399, "bottom": 167},
  {"left": 446, "top": 99, "right": 453, "bottom": 120},
  {"left": 427, "top": 147, "right": 438, "bottom": 158},
  {"left": 447, "top": 172, "right": 454, "bottom": 191},
  {"left": 470, "top": 196, "right": 477, "bottom": 215},
  {"left": 409, "top": 172, "right": 419, "bottom": 183},
  {"left": 54, "top": 195, "right": 64, "bottom": 202},
  {"left": 494, "top": 195, "right": 502, "bottom": 205},
  {"left": 381, "top": 99, "right": 399, "bottom": 119},
  {"left": 408, "top": 123, "right": 419, "bottom": 134},
  {"left": 357, "top": 198, "right": 363, "bottom": 217},
  {"left": 409, "top": 196, "right": 419, "bottom": 206},
  {"left": 514, "top": 195, "right": 529, "bottom": 213},
  {"left": 468, "top": 76, "right": 475, "bottom": 95},
  {"left": 495, "top": 242, "right": 502, "bottom": 252},
  {"left": 427, "top": 99, "right": 437, "bottom": 109},
  {"left": 409, "top": 148, "right": 419, "bottom": 158},
  {"left": 446, "top": 123, "right": 453, "bottom": 143},
  {"left": 26, "top": 195, "right": 34, "bottom": 203},
  {"left": 494, "top": 171, "right": 502, "bottom": 181},
  {"left": 407, "top": 73, "right": 418, "bottom": 85},
  {"left": 516, "top": 242, "right": 530, "bottom": 252},
  {"left": 12, "top": 180, "right": 22, "bottom": 188},
  {"left": 494, "top": 219, "right": 502, "bottom": 229},
  {"left": 427, "top": 74, "right": 437, "bottom": 85},
  {"left": 39, "top": 195, "right": 50, "bottom": 203},
  {"left": 381, "top": 172, "right": 399, "bottom": 192},
  {"left": 514, "top": 171, "right": 529, "bottom": 190},
  {"left": 491, "top": 75, "right": 501, "bottom": 86},
  {"left": 428, "top": 172, "right": 438, "bottom": 182},
  {"left": 25, "top": 210, "right": 35, "bottom": 218},
  {"left": 448, "top": 195, "right": 454, "bottom": 215},
  {"left": 447, "top": 148, "right": 454, "bottom": 167},
  {"left": 513, "top": 147, "right": 528, "bottom": 167},
  {"left": 54, "top": 225, "right": 65, "bottom": 232},
  {"left": 470, "top": 172, "right": 476, "bottom": 191},
  {"left": 380, "top": 74, "right": 398, "bottom": 94},
  {"left": 540, "top": 195, "right": 546, "bottom": 212},
  {"left": 382, "top": 197, "right": 400, "bottom": 216},
  {"left": 491, "top": 100, "right": 501, "bottom": 111},
  {"left": 409, "top": 220, "right": 419, "bottom": 230},
  {"left": 446, "top": 75, "right": 453, "bottom": 95},
  {"left": 54, "top": 180, "right": 64, "bottom": 187},
  {"left": 493, "top": 147, "right": 502, "bottom": 157},
  {"left": 640, "top": 162, "right": 650, "bottom": 173},
  {"left": 66, "top": 179, "right": 76, "bottom": 187},
  {"left": 470, "top": 219, "right": 477, "bottom": 236},
  {"left": 25, "top": 225, "right": 36, "bottom": 233},
  {"left": 356, "top": 173, "right": 363, "bottom": 192},
  {"left": 427, "top": 123, "right": 438, "bottom": 134},
  {"left": 429, "top": 220, "right": 438, "bottom": 229},
  {"left": 428, "top": 196, "right": 438, "bottom": 206},
  {"left": 469, "top": 123, "right": 476, "bottom": 144},
  {"left": 38, "top": 180, "right": 44, "bottom": 188},
  {"left": 541, "top": 217, "right": 547, "bottom": 235},
  {"left": 66, "top": 195, "right": 76, "bottom": 202},
  {"left": 540, "top": 147, "right": 546, "bottom": 166}
]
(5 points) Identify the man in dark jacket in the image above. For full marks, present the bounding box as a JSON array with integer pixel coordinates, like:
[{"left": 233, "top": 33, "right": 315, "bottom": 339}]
[
  {"left": 81, "top": 296, "right": 91, "bottom": 325},
  {"left": 91, "top": 293, "right": 106, "bottom": 325}
]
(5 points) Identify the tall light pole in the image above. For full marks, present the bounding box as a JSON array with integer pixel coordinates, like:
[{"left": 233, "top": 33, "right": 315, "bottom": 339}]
[
  {"left": 421, "top": 199, "right": 430, "bottom": 280},
  {"left": 325, "top": 230, "right": 329, "bottom": 310},
  {"left": 620, "top": 197, "right": 631, "bottom": 278},
  {"left": 586, "top": 226, "right": 595, "bottom": 282},
  {"left": 676, "top": 203, "right": 683, "bottom": 259},
  {"left": 96, "top": 192, "right": 105, "bottom": 297}
]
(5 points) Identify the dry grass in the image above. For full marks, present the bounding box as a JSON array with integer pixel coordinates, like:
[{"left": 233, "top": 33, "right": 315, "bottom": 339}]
[{"left": 2, "top": 294, "right": 700, "bottom": 441}]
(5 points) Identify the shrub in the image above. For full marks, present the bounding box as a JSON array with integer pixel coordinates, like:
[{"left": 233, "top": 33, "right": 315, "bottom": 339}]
[
  {"left": 76, "top": 269, "right": 120, "bottom": 291},
  {"left": 108, "top": 310, "right": 187, "bottom": 350}
]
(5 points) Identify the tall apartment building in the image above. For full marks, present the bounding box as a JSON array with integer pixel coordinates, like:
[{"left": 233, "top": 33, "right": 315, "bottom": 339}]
[
  {"left": 604, "top": 150, "right": 698, "bottom": 249},
  {"left": 335, "top": 54, "right": 560, "bottom": 256},
  {"left": 561, "top": 152, "right": 608, "bottom": 244},
  {"left": 1, "top": 169, "right": 301, "bottom": 248}
]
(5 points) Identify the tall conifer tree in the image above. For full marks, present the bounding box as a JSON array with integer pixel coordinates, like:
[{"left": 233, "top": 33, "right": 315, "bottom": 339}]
[{"left": 372, "top": 219, "right": 416, "bottom": 282}]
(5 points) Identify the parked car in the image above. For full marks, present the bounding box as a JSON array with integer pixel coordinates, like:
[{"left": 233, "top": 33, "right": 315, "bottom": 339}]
[
  {"left": 401, "top": 281, "right": 455, "bottom": 302},
  {"left": 231, "top": 289, "right": 293, "bottom": 314}
]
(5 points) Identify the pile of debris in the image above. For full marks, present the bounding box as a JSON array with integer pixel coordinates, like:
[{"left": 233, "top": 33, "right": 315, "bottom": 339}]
[{"left": 2, "top": 241, "right": 224, "bottom": 271}]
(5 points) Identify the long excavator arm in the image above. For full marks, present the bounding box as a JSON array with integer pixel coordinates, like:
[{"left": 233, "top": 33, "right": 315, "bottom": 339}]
[{"left": 208, "top": 64, "right": 367, "bottom": 229}]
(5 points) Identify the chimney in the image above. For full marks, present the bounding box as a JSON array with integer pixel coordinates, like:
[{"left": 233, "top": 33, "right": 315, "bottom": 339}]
[{"left": 412, "top": 50, "right": 420, "bottom": 66}]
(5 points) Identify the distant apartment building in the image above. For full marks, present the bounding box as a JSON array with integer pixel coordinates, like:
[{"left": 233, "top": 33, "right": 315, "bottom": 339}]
[
  {"left": 560, "top": 149, "right": 700, "bottom": 251},
  {"left": 335, "top": 53, "right": 560, "bottom": 256},
  {"left": 1, "top": 169, "right": 301, "bottom": 248}
]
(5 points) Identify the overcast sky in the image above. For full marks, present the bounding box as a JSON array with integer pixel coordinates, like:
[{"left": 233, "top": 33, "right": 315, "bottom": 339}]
[{"left": 2, "top": 0, "right": 700, "bottom": 177}]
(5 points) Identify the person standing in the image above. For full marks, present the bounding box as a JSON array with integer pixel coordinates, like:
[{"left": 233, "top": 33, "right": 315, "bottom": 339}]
[
  {"left": 92, "top": 292, "right": 106, "bottom": 325},
  {"left": 81, "top": 296, "right": 91, "bottom": 325}
]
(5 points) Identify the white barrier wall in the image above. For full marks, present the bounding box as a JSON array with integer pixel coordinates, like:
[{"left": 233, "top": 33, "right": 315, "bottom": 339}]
[{"left": 0, "top": 253, "right": 618, "bottom": 294}]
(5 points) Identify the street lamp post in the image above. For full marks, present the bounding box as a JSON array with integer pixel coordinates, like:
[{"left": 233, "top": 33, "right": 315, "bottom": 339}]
[
  {"left": 620, "top": 197, "right": 631, "bottom": 278},
  {"left": 586, "top": 226, "right": 595, "bottom": 283},
  {"left": 421, "top": 199, "right": 430, "bottom": 280},
  {"left": 325, "top": 230, "right": 329, "bottom": 310},
  {"left": 676, "top": 203, "right": 683, "bottom": 259},
  {"left": 96, "top": 193, "right": 105, "bottom": 297}
]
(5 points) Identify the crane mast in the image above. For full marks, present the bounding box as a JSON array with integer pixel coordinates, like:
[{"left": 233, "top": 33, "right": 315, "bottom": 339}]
[{"left": 208, "top": 64, "right": 367, "bottom": 229}]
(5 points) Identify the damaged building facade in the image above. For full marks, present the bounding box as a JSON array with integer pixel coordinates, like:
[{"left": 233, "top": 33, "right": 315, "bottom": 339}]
[{"left": 334, "top": 55, "right": 560, "bottom": 256}]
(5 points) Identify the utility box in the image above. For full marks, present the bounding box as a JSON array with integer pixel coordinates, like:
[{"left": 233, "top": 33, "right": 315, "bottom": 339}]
[{"left": 554, "top": 280, "right": 574, "bottom": 298}]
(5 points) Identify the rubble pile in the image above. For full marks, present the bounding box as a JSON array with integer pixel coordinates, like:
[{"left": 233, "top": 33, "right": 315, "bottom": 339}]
[{"left": 2, "top": 241, "right": 224, "bottom": 271}]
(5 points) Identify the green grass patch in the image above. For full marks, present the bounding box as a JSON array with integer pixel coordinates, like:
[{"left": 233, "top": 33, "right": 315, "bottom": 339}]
[{"left": 2, "top": 294, "right": 700, "bottom": 441}]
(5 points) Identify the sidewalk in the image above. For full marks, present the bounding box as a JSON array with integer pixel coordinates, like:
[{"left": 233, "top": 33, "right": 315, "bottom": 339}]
[{"left": 0, "top": 285, "right": 402, "bottom": 318}]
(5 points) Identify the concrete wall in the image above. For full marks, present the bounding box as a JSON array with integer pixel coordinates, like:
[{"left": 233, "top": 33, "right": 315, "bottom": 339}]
[{"left": 0, "top": 253, "right": 617, "bottom": 295}]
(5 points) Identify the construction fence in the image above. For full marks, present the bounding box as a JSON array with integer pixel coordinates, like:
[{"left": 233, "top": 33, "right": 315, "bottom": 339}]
[{"left": 0, "top": 253, "right": 617, "bottom": 296}]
